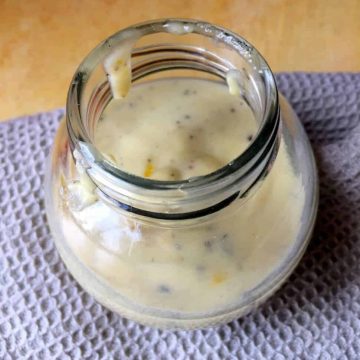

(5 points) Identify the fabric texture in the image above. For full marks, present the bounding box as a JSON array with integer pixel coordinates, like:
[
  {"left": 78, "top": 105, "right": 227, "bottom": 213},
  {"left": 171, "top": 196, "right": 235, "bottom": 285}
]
[{"left": 1, "top": 73, "right": 360, "bottom": 359}]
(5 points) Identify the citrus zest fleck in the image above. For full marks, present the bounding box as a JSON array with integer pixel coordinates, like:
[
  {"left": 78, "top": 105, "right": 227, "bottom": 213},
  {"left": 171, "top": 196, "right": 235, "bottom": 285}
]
[
  {"left": 144, "top": 162, "right": 154, "bottom": 177},
  {"left": 212, "top": 272, "right": 227, "bottom": 285}
]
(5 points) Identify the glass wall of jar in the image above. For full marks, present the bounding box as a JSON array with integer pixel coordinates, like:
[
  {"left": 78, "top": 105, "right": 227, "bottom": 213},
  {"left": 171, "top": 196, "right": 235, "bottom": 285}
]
[{"left": 45, "top": 19, "right": 318, "bottom": 329}]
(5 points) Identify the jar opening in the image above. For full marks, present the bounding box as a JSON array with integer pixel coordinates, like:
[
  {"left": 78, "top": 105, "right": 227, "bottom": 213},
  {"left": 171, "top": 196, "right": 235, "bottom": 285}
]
[{"left": 66, "top": 19, "right": 280, "bottom": 218}]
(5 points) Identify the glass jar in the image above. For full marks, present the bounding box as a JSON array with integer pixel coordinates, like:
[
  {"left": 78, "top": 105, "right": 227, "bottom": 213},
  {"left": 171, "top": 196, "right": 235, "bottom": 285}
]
[{"left": 45, "top": 19, "right": 318, "bottom": 329}]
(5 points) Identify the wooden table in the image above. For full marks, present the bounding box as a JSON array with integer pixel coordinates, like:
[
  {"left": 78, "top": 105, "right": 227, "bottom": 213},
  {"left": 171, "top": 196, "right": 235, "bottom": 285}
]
[{"left": 1, "top": 0, "right": 359, "bottom": 121}]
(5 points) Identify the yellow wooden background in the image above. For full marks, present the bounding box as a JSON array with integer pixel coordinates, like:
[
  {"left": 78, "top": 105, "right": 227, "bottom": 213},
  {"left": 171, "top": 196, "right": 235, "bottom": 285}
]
[{"left": 1, "top": 0, "right": 359, "bottom": 121}]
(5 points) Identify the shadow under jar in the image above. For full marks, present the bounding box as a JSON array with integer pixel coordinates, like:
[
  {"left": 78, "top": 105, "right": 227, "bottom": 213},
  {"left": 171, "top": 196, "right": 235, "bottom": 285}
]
[{"left": 45, "top": 19, "right": 318, "bottom": 329}]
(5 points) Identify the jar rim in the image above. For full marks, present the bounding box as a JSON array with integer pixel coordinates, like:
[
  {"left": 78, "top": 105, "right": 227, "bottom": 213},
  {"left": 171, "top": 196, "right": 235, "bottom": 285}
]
[{"left": 66, "top": 18, "right": 280, "bottom": 217}]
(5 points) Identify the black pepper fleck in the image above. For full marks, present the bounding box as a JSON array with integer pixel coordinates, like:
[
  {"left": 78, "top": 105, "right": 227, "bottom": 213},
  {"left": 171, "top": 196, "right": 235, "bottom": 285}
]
[
  {"left": 184, "top": 114, "right": 191, "bottom": 119},
  {"left": 220, "top": 234, "right": 233, "bottom": 256},
  {"left": 204, "top": 239, "right": 213, "bottom": 251},
  {"left": 247, "top": 134, "right": 253, "bottom": 142},
  {"left": 230, "top": 107, "right": 236, "bottom": 113},
  {"left": 183, "top": 89, "right": 190, "bottom": 95},
  {"left": 157, "top": 285, "right": 171, "bottom": 294},
  {"left": 189, "top": 135, "right": 194, "bottom": 140},
  {"left": 196, "top": 264, "right": 206, "bottom": 272}
]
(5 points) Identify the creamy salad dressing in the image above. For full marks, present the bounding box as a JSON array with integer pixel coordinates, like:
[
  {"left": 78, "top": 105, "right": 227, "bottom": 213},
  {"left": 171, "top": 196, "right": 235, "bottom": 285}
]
[
  {"left": 57, "top": 78, "right": 305, "bottom": 314},
  {"left": 96, "top": 79, "right": 257, "bottom": 180}
]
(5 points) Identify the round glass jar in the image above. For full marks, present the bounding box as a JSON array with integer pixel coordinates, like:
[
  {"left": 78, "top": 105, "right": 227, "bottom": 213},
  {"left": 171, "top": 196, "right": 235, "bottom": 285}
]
[{"left": 45, "top": 19, "right": 318, "bottom": 329}]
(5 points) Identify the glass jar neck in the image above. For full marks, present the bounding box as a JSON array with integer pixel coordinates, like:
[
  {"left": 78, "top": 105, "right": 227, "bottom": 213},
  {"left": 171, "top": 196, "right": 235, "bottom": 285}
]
[{"left": 66, "top": 19, "right": 280, "bottom": 221}]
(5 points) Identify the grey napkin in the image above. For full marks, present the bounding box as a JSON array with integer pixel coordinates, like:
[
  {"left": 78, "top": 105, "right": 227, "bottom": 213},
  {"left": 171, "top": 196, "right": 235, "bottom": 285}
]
[{"left": 1, "top": 73, "right": 360, "bottom": 359}]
